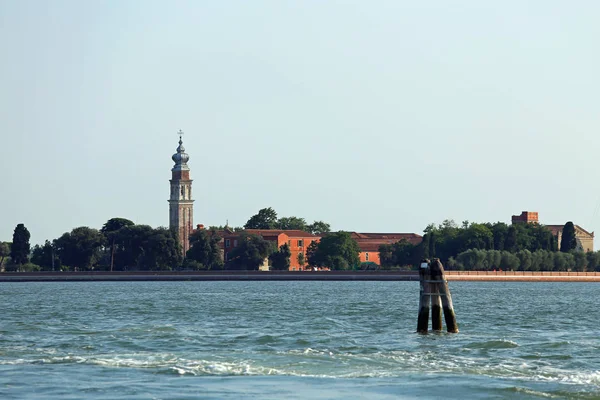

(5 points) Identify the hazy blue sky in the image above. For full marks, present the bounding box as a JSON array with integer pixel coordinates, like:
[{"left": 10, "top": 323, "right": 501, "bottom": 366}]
[{"left": 1, "top": 0, "right": 599, "bottom": 246}]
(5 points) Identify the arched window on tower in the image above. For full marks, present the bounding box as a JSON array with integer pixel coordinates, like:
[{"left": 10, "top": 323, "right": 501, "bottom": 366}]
[{"left": 181, "top": 186, "right": 185, "bottom": 199}]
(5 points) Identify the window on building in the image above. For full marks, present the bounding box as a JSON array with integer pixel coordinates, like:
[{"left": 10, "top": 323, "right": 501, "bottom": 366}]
[
  {"left": 298, "top": 240, "right": 304, "bottom": 247},
  {"left": 225, "top": 252, "right": 229, "bottom": 261},
  {"left": 225, "top": 239, "right": 230, "bottom": 248},
  {"left": 234, "top": 239, "right": 238, "bottom": 247},
  {"left": 365, "top": 252, "right": 369, "bottom": 261}
]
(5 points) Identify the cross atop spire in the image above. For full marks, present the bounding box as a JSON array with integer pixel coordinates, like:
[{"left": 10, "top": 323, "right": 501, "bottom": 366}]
[{"left": 177, "top": 129, "right": 184, "bottom": 144}]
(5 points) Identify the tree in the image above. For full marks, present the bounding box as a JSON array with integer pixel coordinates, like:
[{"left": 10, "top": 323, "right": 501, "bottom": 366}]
[
  {"left": 244, "top": 207, "right": 278, "bottom": 229},
  {"left": 307, "top": 221, "right": 331, "bottom": 235},
  {"left": 269, "top": 243, "right": 291, "bottom": 270},
  {"left": 186, "top": 229, "right": 224, "bottom": 270},
  {"left": 101, "top": 217, "right": 134, "bottom": 271},
  {"left": 297, "top": 252, "right": 306, "bottom": 270},
  {"left": 306, "top": 240, "right": 319, "bottom": 267},
  {"left": 142, "top": 227, "right": 182, "bottom": 270},
  {"left": 31, "top": 240, "right": 60, "bottom": 271},
  {"left": 504, "top": 225, "right": 517, "bottom": 252},
  {"left": 11, "top": 224, "right": 31, "bottom": 269},
  {"left": 379, "top": 239, "right": 420, "bottom": 269},
  {"left": 0, "top": 242, "right": 9, "bottom": 272},
  {"left": 276, "top": 217, "right": 308, "bottom": 231},
  {"left": 489, "top": 222, "right": 508, "bottom": 251},
  {"left": 310, "top": 231, "right": 360, "bottom": 270},
  {"left": 111, "top": 225, "right": 181, "bottom": 271},
  {"left": 458, "top": 223, "right": 493, "bottom": 252},
  {"left": 54, "top": 227, "right": 105, "bottom": 271},
  {"left": 113, "top": 225, "right": 155, "bottom": 270},
  {"left": 226, "top": 233, "right": 274, "bottom": 270},
  {"left": 560, "top": 222, "right": 577, "bottom": 252}
]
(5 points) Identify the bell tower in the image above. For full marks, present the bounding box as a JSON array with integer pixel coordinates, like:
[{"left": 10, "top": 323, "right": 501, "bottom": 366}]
[{"left": 169, "top": 130, "right": 194, "bottom": 256}]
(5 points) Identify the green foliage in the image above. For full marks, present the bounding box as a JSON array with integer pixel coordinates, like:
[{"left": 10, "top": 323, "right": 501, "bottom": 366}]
[
  {"left": 54, "top": 227, "right": 105, "bottom": 271},
  {"left": 453, "top": 248, "right": 599, "bottom": 271},
  {"left": 20, "top": 262, "right": 41, "bottom": 272},
  {"left": 0, "top": 242, "right": 10, "bottom": 271},
  {"left": 112, "top": 225, "right": 155, "bottom": 269},
  {"left": 276, "top": 217, "right": 307, "bottom": 231},
  {"left": 309, "top": 231, "right": 360, "bottom": 270},
  {"left": 181, "top": 259, "right": 206, "bottom": 270},
  {"left": 379, "top": 239, "right": 421, "bottom": 270},
  {"left": 306, "top": 240, "right": 319, "bottom": 266},
  {"left": 31, "top": 240, "right": 61, "bottom": 271},
  {"left": 111, "top": 225, "right": 182, "bottom": 271},
  {"left": 297, "top": 252, "right": 306, "bottom": 268},
  {"left": 144, "top": 227, "right": 182, "bottom": 270},
  {"left": 560, "top": 222, "right": 577, "bottom": 252},
  {"left": 244, "top": 207, "right": 278, "bottom": 229},
  {"left": 361, "top": 261, "right": 379, "bottom": 270},
  {"left": 425, "top": 220, "right": 560, "bottom": 264},
  {"left": 269, "top": 243, "right": 291, "bottom": 270},
  {"left": 458, "top": 223, "right": 493, "bottom": 252},
  {"left": 307, "top": 221, "right": 331, "bottom": 235},
  {"left": 101, "top": 218, "right": 136, "bottom": 271},
  {"left": 11, "top": 223, "right": 30, "bottom": 265},
  {"left": 226, "top": 233, "right": 274, "bottom": 270},
  {"left": 504, "top": 225, "right": 517, "bottom": 252},
  {"left": 586, "top": 251, "right": 600, "bottom": 272},
  {"left": 244, "top": 207, "right": 331, "bottom": 235},
  {"left": 186, "top": 229, "right": 224, "bottom": 270},
  {"left": 101, "top": 218, "right": 135, "bottom": 235}
]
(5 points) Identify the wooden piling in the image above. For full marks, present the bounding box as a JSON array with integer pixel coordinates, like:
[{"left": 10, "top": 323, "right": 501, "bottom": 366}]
[
  {"left": 417, "top": 259, "right": 431, "bottom": 334},
  {"left": 429, "top": 258, "right": 458, "bottom": 333},
  {"left": 430, "top": 282, "right": 443, "bottom": 331}
]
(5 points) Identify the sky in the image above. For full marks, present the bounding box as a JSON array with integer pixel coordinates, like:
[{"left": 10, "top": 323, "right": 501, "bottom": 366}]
[{"left": 1, "top": 0, "right": 599, "bottom": 247}]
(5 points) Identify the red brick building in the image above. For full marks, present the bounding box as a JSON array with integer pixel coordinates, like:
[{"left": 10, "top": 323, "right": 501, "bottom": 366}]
[
  {"left": 511, "top": 211, "right": 539, "bottom": 224},
  {"left": 220, "top": 229, "right": 320, "bottom": 270},
  {"left": 350, "top": 232, "right": 423, "bottom": 265}
]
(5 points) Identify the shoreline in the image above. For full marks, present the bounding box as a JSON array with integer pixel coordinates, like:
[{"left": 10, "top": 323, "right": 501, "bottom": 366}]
[{"left": 1, "top": 271, "right": 600, "bottom": 282}]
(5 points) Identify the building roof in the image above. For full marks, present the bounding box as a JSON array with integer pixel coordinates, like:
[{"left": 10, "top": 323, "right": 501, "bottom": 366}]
[
  {"left": 545, "top": 224, "right": 594, "bottom": 237},
  {"left": 350, "top": 232, "right": 423, "bottom": 247},
  {"left": 356, "top": 241, "right": 399, "bottom": 252},
  {"left": 221, "top": 229, "right": 319, "bottom": 239}
]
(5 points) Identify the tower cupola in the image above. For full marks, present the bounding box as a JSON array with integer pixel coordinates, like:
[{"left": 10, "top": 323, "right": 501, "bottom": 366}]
[{"left": 172, "top": 132, "right": 190, "bottom": 171}]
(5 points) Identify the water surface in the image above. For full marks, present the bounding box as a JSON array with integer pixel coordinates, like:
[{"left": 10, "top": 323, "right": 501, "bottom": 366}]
[{"left": 1, "top": 281, "right": 598, "bottom": 399}]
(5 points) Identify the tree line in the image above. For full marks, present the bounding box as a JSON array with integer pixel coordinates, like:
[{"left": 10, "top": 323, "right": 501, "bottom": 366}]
[
  {"left": 1, "top": 219, "right": 183, "bottom": 272},
  {"left": 3, "top": 213, "right": 598, "bottom": 272},
  {"left": 0, "top": 207, "right": 347, "bottom": 272},
  {"left": 379, "top": 220, "right": 600, "bottom": 272}
]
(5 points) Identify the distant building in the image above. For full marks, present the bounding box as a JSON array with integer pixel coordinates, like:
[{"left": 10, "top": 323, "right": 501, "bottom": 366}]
[
  {"left": 169, "top": 132, "right": 194, "bottom": 255},
  {"left": 221, "top": 229, "right": 320, "bottom": 271},
  {"left": 349, "top": 232, "right": 423, "bottom": 265},
  {"left": 512, "top": 211, "right": 539, "bottom": 224},
  {"left": 544, "top": 225, "right": 594, "bottom": 253},
  {"left": 511, "top": 211, "right": 594, "bottom": 252}
]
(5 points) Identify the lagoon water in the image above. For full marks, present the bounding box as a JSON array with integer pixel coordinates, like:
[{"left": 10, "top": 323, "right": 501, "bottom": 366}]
[{"left": 1, "top": 281, "right": 599, "bottom": 399}]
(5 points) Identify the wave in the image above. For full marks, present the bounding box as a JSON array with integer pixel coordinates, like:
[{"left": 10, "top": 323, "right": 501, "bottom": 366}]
[
  {"left": 1, "top": 350, "right": 598, "bottom": 388},
  {"left": 464, "top": 339, "right": 519, "bottom": 349}
]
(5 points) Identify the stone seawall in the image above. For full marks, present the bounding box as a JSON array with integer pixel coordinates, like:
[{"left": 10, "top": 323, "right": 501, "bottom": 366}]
[
  {"left": 1, "top": 271, "right": 600, "bottom": 282},
  {"left": 445, "top": 271, "right": 600, "bottom": 282}
]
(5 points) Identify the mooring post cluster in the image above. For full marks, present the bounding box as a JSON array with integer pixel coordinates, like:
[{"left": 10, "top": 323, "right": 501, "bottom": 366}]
[{"left": 417, "top": 258, "right": 458, "bottom": 334}]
